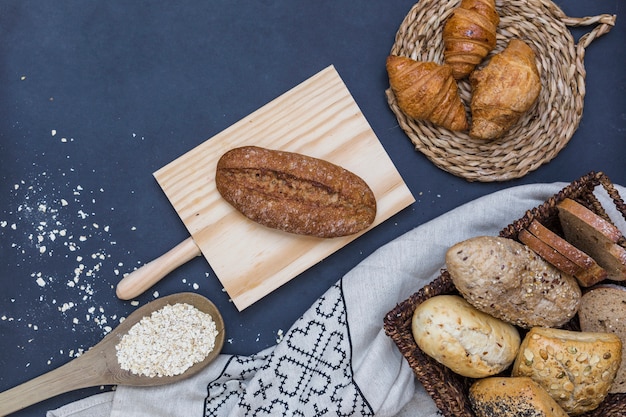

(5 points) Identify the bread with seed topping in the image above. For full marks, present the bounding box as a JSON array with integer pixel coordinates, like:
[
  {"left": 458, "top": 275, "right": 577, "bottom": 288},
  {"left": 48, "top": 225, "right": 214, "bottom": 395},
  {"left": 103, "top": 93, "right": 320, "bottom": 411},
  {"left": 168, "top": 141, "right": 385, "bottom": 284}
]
[
  {"left": 215, "top": 146, "right": 377, "bottom": 238},
  {"left": 469, "top": 377, "right": 569, "bottom": 417},
  {"left": 579, "top": 284, "right": 626, "bottom": 393},
  {"left": 512, "top": 326, "right": 621, "bottom": 415},
  {"left": 446, "top": 236, "right": 581, "bottom": 329}
]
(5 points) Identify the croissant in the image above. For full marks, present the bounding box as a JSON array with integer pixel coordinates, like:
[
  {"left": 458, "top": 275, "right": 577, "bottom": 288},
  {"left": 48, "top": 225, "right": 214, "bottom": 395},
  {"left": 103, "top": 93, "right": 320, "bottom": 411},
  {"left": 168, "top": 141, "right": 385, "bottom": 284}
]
[
  {"left": 386, "top": 55, "right": 469, "bottom": 132},
  {"left": 469, "top": 39, "right": 542, "bottom": 140},
  {"left": 443, "top": 0, "right": 500, "bottom": 80}
]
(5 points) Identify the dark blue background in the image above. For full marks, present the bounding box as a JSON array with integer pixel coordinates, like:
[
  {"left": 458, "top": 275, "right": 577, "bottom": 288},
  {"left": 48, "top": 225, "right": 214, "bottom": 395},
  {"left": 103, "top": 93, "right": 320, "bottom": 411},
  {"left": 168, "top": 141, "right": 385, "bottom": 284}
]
[{"left": 1, "top": 1, "right": 624, "bottom": 415}]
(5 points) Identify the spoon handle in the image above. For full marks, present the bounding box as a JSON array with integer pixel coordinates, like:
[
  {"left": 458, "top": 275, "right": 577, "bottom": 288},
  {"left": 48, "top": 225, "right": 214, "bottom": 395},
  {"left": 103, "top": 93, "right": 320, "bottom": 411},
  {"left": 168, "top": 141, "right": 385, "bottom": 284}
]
[
  {"left": 0, "top": 350, "right": 107, "bottom": 416},
  {"left": 115, "top": 237, "right": 202, "bottom": 300}
]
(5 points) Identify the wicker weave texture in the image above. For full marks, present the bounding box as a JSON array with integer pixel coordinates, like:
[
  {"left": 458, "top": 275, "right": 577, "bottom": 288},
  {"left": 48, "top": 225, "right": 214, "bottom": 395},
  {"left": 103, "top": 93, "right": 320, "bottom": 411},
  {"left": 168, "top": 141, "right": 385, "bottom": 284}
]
[
  {"left": 386, "top": 0, "right": 615, "bottom": 182},
  {"left": 384, "top": 172, "right": 626, "bottom": 416}
]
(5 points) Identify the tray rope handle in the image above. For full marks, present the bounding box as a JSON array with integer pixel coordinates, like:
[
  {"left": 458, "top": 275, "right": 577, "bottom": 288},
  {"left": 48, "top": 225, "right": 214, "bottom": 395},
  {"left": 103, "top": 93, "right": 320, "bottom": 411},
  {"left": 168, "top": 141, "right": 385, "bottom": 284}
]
[{"left": 560, "top": 13, "right": 617, "bottom": 95}]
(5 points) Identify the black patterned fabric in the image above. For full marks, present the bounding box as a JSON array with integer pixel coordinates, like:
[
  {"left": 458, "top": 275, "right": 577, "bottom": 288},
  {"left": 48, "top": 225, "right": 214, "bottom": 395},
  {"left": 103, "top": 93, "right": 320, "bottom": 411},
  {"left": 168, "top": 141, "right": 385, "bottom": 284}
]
[{"left": 204, "top": 282, "right": 373, "bottom": 416}]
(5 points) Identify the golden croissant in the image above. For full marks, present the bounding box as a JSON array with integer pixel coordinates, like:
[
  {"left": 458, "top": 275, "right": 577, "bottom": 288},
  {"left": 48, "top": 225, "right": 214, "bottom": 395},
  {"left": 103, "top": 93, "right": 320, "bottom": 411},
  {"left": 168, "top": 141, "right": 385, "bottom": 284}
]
[
  {"left": 386, "top": 55, "right": 469, "bottom": 132},
  {"left": 469, "top": 39, "right": 542, "bottom": 140},
  {"left": 443, "top": 0, "right": 500, "bottom": 80}
]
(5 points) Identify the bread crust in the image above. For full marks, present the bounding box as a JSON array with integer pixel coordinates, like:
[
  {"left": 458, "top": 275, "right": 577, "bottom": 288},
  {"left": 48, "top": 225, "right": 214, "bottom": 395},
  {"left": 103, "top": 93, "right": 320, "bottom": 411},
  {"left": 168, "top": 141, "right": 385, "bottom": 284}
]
[
  {"left": 411, "top": 294, "right": 520, "bottom": 378},
  {"left": 469, "top": 377, "right": 569, "bottom": 417},
  {"left": 523, "top": 220, "right": 607, "bottom": 286},
  {"left": 579, "top": 285, "right": 626, "bottom": 393},
  {"left": 518, "top": 228, "right": 582, "bottom": 276},
  {"left": 512, "top": 327, "right": 622, "bottom": 415},
  {"left": 446, "top": 236, "right": 581, "bottom": 328},
  {"left": 557, "top": 198, "right": 626, "bottom": 281},
  {"left": 215, "top": 146, "right": 377, "bottom": 238}
]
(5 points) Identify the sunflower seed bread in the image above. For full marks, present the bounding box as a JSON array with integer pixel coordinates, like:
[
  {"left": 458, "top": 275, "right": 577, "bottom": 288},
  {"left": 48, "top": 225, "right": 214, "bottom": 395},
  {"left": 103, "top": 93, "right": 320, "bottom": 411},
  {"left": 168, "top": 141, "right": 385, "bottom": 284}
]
[{"left": 512, "top": 326, "right": 622, "bottom": 415}]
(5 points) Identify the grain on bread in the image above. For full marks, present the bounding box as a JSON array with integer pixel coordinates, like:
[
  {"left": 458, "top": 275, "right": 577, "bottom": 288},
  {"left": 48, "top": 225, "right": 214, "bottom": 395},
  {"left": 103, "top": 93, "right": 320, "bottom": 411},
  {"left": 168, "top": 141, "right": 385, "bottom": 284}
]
[
  {"left": 579, "top": 285, "right": 626, "bottom": 393},
  {"left": 469, "top": 376, "right": 569, "bottom": 417},
  {"left": 446, "top": 236, "right": 581, "bottom": 328},
  {"left": 411, "top": 294, "right": 520, "bottom": 378},
  {"left": 215, "top": 146, "right": 377, "bottom": 238},
  {"left": 558, "top": 198, "right": 626, "bottom": 281},
  {"left": 512, "top": 326, "right": 622, "bottom": 415}
]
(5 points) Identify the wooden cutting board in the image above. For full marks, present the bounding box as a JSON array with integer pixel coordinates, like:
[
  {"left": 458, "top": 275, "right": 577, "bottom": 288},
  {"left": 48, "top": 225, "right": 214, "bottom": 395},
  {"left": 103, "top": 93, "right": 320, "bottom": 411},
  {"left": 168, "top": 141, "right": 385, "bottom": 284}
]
[{"left": 154, "top": 65, "right": 415, "bottom": 310}]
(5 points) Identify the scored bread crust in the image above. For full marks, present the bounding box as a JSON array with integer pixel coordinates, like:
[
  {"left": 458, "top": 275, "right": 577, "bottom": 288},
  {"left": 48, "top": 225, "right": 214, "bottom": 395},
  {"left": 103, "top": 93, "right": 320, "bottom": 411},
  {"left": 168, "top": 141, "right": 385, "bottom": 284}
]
[
  {"left": 512, "top": 327, "right": 622, "bottom": 415},
  {"left": 215, "top": 146, "right": 377, "bottom": 238},
  {"left": 469, "top": 376, "right": 569, "bottom": 417},
  {"left": 557, "top": 198, "right": 626, "bottom": 281},
  {"left": 523, "top": 220, "right": 607, "bottom": 286}
]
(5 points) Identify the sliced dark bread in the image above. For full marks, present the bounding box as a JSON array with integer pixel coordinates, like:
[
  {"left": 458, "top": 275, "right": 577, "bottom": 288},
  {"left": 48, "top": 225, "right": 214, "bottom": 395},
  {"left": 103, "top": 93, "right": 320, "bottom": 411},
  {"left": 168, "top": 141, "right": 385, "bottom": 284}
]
[
  {"left": 525, "top": 219, "right": 607, "bottom": 286},
  {"left": 518, "top": 229, "right": 582, "bottom": 276},
  {"left": 557, "top": 198, "right": 626, "bottom": 281}
]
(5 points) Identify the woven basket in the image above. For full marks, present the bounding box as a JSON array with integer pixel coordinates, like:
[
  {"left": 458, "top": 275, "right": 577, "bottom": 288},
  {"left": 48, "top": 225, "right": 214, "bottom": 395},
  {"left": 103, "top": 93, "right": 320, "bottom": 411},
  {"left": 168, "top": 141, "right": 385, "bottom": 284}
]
[
  {"left": 386, "top": 0, "right": 616, "bottom": 182},
  {"left": 384, "top": 172, "right": 626, "bottom": 417}
]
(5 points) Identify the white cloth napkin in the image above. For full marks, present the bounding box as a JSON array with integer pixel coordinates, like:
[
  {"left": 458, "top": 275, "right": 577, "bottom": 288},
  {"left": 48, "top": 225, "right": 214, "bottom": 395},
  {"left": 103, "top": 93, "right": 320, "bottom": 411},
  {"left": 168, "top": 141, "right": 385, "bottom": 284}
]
[{"left": 47, "top": 181, "right": 626, "bottom": 417}]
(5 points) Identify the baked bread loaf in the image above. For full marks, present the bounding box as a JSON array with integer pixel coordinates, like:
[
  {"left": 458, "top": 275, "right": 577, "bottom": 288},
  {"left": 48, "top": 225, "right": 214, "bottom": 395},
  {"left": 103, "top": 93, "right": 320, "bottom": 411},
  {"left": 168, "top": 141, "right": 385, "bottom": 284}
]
[
  {"left": 512, "top": 327, "right": 622, "bottom": 415},
  {"left": 469, "top": 377, "right": 569, "bottom": 417},
  {"left": 386, "top": 55, "right": 469, "bottom": 131},
  {"left": 520, "top": 220, "right": 607, "bottom": 287},
  {"left": 446, "top": 236, "right": 581, "bottom": 328},
  {"left": 215, "top": 146, "right": 376, "bottom": 238},
  {"left": 411, "top": 294, "right": 520, "bottom": 378},
  {"left": 579, "top": 285, "right": 626, "bottom": 393},
  {"left": 469, "top": 39, "right": 541, "bottom": 140},
  {"left": 442, "top": 0, "right": 500, "bottom": 79},
  {"left": 557, "top": 198, "right": 626, "bottom": 281}
]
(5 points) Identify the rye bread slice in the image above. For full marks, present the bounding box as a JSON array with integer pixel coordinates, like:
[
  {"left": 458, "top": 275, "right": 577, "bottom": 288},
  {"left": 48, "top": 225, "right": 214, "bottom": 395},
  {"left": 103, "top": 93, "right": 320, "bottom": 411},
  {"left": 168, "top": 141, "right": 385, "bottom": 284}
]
[
  {"left": 557, "top": 198, "right": 626, "bottom": 281},
  {"left": 518, "top": 228, "right": 582, "bottom": 277},
  {"left": 526, "top": 220, "right": 607, "bottom": 286}
]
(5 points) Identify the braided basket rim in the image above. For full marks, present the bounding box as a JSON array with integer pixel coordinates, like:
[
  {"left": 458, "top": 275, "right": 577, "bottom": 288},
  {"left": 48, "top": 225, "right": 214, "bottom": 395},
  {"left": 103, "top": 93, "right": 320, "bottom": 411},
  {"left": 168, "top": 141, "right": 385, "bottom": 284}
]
[
  {"left": 383, "top": 172, "right": 626, "bottom": 416},
  {"left": 387, "top": 0, "right": 615, "bottom": 182}
]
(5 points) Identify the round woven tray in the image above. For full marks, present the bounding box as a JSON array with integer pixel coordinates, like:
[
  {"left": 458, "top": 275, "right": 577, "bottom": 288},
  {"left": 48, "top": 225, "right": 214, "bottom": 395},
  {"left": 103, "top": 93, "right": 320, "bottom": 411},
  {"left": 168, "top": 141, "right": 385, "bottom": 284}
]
[{"left": 386, "top": 0, "right": 615, "bottom": 182}]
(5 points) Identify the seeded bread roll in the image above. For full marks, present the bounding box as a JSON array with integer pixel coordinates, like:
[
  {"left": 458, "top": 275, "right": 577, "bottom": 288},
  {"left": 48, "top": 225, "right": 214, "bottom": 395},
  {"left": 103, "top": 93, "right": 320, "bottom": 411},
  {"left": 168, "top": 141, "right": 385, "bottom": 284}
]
[
  {"left": 411, "top": 294, "right": 520, "bottom": 378},
  {"left": 446, "top": 236, "right": 581, "bottom": 328},
  {"left": 469, "top": 377, "right": 569, "bottom": 417},
  {"left": 557, "top": 198, "right": 626, "bottom": 281},
  {"left": 521, "top": 220, "right": 607, "bottom": 287},
  {"left": 512, "top": 327, "right": 622, "bottom": 415},
  {"left": 579, "top": 285, "right": 626, "bottom": 393},
  {"left": 215, "top": 146, "right": 377, "bottom": 238}
]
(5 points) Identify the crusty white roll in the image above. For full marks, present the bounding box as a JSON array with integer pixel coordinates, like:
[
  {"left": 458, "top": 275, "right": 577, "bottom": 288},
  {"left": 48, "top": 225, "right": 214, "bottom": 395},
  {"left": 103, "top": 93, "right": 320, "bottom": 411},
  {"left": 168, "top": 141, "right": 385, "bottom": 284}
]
[
  {"left": 512, "top": 326, "right": 622, "bottom": 415},
  {"left": 579, "top": 284, "right": 626, "bottom": 393},
  {"left": 469, "top": 376, "right": 569, "bottom": 417},
  {"left": 446, "top": 236, "right": 581, "bottom": 328},
  {"left": 411, "top": 294, "right": 520, "bottom": 378}
]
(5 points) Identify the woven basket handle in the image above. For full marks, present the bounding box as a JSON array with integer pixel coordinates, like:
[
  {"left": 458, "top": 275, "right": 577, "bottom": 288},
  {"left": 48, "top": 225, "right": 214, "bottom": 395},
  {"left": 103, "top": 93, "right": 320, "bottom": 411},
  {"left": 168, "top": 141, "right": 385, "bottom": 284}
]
[{"left": 560, "top": 13, "right": 616, "bottom": 81}]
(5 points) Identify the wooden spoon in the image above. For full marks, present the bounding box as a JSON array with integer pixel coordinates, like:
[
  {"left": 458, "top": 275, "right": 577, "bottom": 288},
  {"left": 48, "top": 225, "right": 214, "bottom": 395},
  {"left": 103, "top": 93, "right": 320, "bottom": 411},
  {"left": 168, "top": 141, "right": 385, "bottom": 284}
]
[{"left": 0, "top": 292, "right": 225, "bottom": 416}]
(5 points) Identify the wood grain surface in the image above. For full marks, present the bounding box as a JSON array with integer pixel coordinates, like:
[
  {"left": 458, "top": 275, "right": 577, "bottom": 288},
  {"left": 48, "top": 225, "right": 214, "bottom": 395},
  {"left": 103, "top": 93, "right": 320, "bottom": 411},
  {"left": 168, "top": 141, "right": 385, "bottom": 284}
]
[{"left": 154, "top": 66, "right": 414, "bottom": 310}]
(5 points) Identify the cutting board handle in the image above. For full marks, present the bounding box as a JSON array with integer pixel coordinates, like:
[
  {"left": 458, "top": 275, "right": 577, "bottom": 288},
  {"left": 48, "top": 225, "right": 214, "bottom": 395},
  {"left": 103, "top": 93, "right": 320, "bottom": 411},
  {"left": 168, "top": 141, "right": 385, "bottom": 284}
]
[{"left": 116, "top": 237, "right": 201, "bottom": 300}]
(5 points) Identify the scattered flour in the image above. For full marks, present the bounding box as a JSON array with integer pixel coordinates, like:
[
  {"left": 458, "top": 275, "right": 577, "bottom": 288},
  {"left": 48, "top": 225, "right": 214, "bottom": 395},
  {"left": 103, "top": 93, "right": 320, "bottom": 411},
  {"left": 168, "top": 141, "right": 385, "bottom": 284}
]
[{"left": 1, "top": 168, "right": 138, "bottom": 363}]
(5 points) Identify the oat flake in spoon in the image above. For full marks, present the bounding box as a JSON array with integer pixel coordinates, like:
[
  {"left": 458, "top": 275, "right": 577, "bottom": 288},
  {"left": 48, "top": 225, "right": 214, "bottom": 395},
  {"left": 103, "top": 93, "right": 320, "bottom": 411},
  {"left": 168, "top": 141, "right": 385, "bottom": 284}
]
[{"left": 115, "top": 303, "right": 218, "bottom": 377}]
